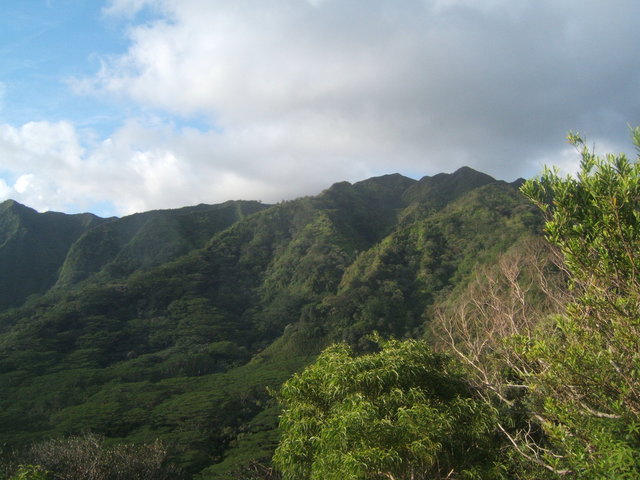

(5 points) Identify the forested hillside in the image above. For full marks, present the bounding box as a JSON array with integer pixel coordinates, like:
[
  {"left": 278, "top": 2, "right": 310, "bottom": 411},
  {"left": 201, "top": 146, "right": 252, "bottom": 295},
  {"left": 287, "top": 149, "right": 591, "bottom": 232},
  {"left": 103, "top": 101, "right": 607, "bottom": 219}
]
[
  {"left": 272, "top": 132, "right": 640, "bottom": 480},
  {"left": 0, "top": 167, "right": 541, "bottom": 478},
  {"left": 0, "top": 200, "right": 109, "bottom": 310}
]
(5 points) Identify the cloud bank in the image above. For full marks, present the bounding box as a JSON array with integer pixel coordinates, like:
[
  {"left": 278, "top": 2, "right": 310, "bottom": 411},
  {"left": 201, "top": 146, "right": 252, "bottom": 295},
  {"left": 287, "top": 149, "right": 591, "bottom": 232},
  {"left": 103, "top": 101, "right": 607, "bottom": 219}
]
[{"left": 2, "top": 0, "right": 640, "bottom": 215}]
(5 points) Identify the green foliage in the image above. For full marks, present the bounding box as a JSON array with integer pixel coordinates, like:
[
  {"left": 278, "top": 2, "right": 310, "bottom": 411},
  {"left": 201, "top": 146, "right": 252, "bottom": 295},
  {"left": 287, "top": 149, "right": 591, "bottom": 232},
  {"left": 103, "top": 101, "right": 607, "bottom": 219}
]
[
  {"left": 8, "top": 465, "right": 49, "bottom": 480},
  {"left": 0, "top": 200, "right": 107, "bottom": 309},
  {"left": 518, "top": 129, "right": 640, "bottom": 477},
  {"left": 274, "top": 338, "right": 503, "bottom": 480},
  {"left": 521, "top": 130, "right": 640, "bottom": 294}
]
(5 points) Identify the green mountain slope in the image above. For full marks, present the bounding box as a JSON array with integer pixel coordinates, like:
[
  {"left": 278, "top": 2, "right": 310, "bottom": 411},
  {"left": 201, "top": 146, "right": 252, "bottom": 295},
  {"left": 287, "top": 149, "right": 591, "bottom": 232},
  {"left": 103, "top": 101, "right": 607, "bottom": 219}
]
[
  {"left": 0, "top": 168, "right": 542, "bottom": 478},
  {"left": 403, "top": 165, "right": 496, "bottom": 207},
  {"left": 55, "top": 200, "right": 269, "bottom": 288},
  {"left": 0, "top": 200, "right": 108, "bottom": 310}
]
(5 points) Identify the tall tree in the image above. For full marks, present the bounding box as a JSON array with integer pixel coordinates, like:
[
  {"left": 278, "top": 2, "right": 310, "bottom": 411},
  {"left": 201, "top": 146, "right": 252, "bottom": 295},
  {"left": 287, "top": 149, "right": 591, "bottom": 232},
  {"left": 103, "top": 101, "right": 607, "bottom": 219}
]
[{"left": 274, "top": 338, "right": 503, "bottom": 480}]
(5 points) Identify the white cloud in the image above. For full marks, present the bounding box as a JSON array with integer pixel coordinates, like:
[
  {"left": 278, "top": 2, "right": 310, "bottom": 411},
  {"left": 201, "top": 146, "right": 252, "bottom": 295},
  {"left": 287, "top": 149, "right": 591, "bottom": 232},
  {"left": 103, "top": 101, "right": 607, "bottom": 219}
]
[
  {"left": 0, "top": 122, "right": 86, "bottom": 212},
  {"left": 13, "top": 174, "right": 34, "bottom": 194},
  {"left": 85, "top": 1, "right": 640, "bottom": 177},
  {"left": 0, "top": 178, "right": 10, "bottom": 199},
  {"left": 4, "top": 0, "right": 640, "bottom": 215},
  {"left": 0, "top": 117, "right": 371, "bottom": 216}
]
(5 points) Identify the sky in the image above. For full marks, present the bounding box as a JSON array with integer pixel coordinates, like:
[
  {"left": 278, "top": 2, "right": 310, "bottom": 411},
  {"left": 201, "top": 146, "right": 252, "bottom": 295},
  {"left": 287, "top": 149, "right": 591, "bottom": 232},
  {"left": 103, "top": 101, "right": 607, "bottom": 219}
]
[{"left": 0, "top": 0, "right": 639, "bottom": 217}]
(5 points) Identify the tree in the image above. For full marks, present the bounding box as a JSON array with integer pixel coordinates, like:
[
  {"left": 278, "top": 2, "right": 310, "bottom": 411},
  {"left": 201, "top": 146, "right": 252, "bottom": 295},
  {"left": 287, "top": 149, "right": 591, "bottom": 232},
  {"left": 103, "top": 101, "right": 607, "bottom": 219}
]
[
  {"left": 430, "top": 237, "right": 570, "bottom": 478},
  {"left": 431, "top": 236, "right": 569, "bottom": 406},
  {"left": 273, "top": 337, "right": 503, "bottom": 480},
  {"left": 514, "top": 129, "right": 640, "bottom": 477}
]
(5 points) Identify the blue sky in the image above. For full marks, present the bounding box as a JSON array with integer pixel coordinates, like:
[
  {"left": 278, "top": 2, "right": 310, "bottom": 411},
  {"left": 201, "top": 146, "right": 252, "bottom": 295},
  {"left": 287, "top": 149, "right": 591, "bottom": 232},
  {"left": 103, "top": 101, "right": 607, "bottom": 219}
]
[
  {"left": 1, "top": 2, "right": 121, "bottom": 129},
  {"left": 1, "top": 0, "right": 640, "bottom": 217}
]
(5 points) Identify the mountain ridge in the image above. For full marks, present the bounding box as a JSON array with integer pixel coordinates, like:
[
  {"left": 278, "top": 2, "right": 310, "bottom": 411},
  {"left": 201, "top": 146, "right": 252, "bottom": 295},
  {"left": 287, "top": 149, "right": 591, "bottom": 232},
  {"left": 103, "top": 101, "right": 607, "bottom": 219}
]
[
  {"left": 0, "top": 166, "right": 542, "bottom": 478},
  {"left": 0, "top": 199, "right": 109, "bottom": 309}
]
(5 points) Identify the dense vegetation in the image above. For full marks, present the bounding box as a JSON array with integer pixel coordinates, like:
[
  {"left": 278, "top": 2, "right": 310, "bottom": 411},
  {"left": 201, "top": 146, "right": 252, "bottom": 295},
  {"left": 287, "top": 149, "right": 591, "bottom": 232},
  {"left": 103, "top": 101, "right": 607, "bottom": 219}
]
[
  {"left": 0, "top": 200, "right": 109, "bottom": 310},
  {"left": 275, "top": 338, "right": 503, "bottom": 480},
  {"left": 3, "top": 126, "right": 638, "bottom": 480},
  {"left": 10, "top": 132, "right": 638, "bottom": 479},
  {"left": 274, "top": 130, "right": 640, "bottom": 479},
  {"left": 0, "top": 167, "right": 540, "bottom": 478},
  {"left": 1, "top": 122, "right": 636, "bottom": 480}
]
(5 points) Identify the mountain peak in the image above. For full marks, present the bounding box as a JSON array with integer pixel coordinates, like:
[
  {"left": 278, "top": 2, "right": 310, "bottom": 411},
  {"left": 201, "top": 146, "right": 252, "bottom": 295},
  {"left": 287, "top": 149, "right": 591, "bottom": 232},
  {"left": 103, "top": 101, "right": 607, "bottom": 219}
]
[
  {"left": 404, "top": 166, "right": 498, "bottom": 208},
  {"left": 0, "top": 199, "right": 34, "bottom": 214},
  {"left": 425, "top": 166, "right": 496, "bottom": 184},
  {"left": 354, "top": 173, "right": 416, "bottom": 190},
  {"left": 450, "top": 166, "right": 496, "bottom": 183}
]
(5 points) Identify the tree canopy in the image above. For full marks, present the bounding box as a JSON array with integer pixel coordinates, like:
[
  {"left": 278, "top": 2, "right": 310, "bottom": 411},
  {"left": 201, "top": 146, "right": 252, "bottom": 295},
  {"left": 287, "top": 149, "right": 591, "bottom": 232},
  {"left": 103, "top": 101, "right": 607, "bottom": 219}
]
[{"left": 274, "top": 338, "right": 503, "bottom": 480}]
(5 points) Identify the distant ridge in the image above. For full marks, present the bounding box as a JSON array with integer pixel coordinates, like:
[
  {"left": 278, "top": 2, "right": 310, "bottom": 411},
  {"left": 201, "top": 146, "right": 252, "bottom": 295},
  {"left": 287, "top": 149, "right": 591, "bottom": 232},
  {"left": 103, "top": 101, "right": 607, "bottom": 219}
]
[
  {"left": 0, "top": 168, "right": 507, "bottom": 308},
  {"left": 55, "top": 200, "right": 268, "bottom": 287},
  {"left": 0, "top": 199, "right": 108, "bottom": 309},
  {"left": 404, "top": 166, "right": 496, "bottom": 208}
]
